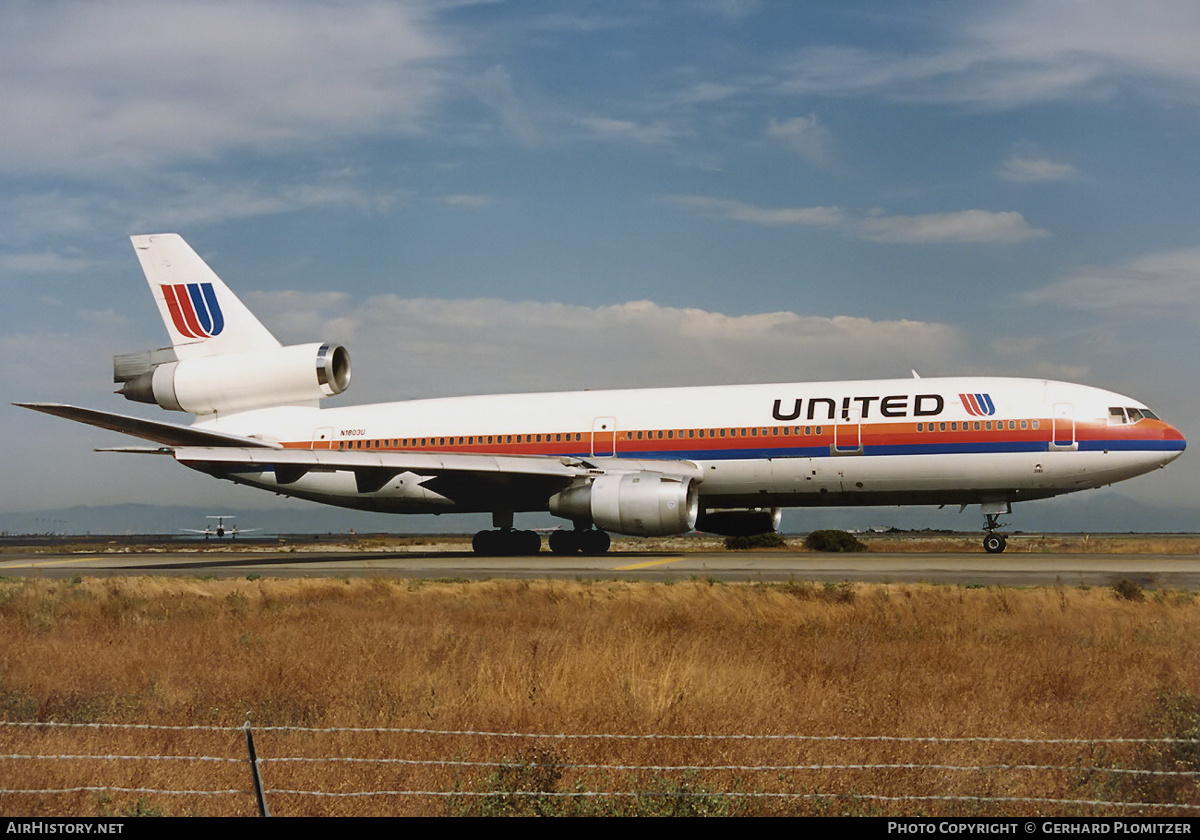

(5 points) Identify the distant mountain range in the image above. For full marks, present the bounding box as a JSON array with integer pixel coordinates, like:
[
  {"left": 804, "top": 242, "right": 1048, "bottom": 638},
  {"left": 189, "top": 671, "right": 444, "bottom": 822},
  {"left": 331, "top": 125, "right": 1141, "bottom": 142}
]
[{"left": 0, "top": 490, "right": 1194, "bottom": 536}]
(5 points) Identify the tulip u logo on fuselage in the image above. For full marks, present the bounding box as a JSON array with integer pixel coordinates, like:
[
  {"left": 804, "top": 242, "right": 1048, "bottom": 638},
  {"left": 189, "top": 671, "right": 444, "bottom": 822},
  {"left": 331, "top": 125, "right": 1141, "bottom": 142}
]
[{"left": 960, "top": 393, "right": 996, "bottom": 416}]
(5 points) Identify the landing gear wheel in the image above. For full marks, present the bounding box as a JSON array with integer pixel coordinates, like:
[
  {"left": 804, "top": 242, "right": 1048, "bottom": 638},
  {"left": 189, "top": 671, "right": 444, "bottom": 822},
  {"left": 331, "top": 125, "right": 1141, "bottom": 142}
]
[
  {"left": 548, "top": 529, "right": 579, "bottom": 555},
  {"left": 519, "top": 529, "right": 542, "bottom": 555},
  {"left": 983, "top": 533, "right": 1007, "bottom": 554},
  {"left": 472, "top": 529, "right": 542, "bottom": 556},
  {"left": 578, "top": 529, "right": 611, "bottom": 555}
]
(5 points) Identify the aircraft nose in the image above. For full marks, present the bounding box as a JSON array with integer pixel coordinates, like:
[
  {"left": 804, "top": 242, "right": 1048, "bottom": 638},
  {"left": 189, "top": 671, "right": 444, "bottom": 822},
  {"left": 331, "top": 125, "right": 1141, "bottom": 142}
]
[{"left": 1161, "top": 421, "right": 1186, "bottom": 463}]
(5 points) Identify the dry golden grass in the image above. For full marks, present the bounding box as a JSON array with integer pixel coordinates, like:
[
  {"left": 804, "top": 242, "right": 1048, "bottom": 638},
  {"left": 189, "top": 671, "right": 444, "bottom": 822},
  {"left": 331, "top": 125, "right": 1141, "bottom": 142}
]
[
  {"left": 0, "top": 576, "right": 1197, "bottom": 816},
  {"left": 860, "top": 534, "right": 1200, "bottom": 554}
]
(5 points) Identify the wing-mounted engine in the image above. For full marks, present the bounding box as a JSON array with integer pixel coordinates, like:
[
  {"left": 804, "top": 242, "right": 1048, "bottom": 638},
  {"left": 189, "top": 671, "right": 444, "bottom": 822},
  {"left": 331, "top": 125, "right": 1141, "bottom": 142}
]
[
  {"left": 114, "top": 341, "right": 351, "bottom": 414},
  {"left": 548, "top": 471, "right": 699, "bottom": 537}
]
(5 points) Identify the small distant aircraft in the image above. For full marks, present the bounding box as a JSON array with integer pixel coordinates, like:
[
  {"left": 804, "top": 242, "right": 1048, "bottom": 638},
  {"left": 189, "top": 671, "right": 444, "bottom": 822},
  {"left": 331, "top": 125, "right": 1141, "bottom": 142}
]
[
  {"left": 181, "top": 515, "right": 260, "bottom": 539},
  {"left": 18, "top": 234, "right": 1186, "bottom": 555}
]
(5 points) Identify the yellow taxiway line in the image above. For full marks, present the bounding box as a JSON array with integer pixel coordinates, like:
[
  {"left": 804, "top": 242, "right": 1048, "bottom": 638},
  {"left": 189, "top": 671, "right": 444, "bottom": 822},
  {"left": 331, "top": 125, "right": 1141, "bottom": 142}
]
[{"left": 612, "top": 557, "right": 685, "bottom": 571}]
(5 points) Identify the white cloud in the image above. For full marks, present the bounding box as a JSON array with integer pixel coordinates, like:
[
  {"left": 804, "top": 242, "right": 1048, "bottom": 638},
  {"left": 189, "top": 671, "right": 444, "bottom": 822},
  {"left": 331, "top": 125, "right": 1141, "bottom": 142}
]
[
  {"left": 1025, "top": 247, "right": 1200, "bottom": 319},
  {"left": 999, "top": 153, "right": 1081, "bottom": 183},
  {"left": 661, "top": 195, "right": 845, "bottom": 228},
  {"left": 131, "top": 176, "right": 406, "bottom": 229},
  {"left": 0, "top": 250, "right": 101, "bottom": 275},
  {"left": 468, "top": 65, "right": 545, "bottom": 147},
  {"left": 577, "top": 116, "right": 675, "bottom": 146},
  {"left": 442, "top": 194, "right": 496, "bottom": 209},
  {"left": 857, "top": 209, "right": 1049, "bottom": 244},
  {"left": 245, "top": 293, "right": 964, "bottom": 399},
  {"left": 0, "top": 1, "right": 455, "bottom": 175},
  {"left": 663, "top": 195, "right": 1047, "bottom": 243},
  {"left": 766, "top": 114, "right": 834, "bottom": 167},
  {"left": 779, "top": 1, "right": 1200, "bottom": 109}
]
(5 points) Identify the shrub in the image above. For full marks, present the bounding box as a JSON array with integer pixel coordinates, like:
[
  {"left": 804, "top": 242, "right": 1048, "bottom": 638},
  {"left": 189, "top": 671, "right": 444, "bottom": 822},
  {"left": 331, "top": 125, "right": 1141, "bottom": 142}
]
[
  {"left": 723, "top": 532, "right": 787, "bottom": 550},
  {"left": 803, "top": 530, "right": 867, "bottom": 553},
  {"left": 1111, "top": 578, "right": 1145, "bottom": 602}
]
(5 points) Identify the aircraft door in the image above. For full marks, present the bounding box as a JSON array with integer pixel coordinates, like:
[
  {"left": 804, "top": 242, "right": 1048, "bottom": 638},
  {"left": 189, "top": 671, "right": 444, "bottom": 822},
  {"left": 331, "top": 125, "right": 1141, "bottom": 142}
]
[
  {"left": 832, "top": 407, "right": 863, "bottom": 455},
  {"left": 592, "top": 417, "right": 617, "bottom": 457},
  {"left": 1051, "top": 403, "right": 1077, "bottom": 451}
]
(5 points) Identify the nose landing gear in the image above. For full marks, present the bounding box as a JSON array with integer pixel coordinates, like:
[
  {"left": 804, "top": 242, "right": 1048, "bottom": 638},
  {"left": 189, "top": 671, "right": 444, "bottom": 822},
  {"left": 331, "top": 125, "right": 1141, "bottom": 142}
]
[
  {"left": 981, "top": 502, "right": 1011, "bottom": 553},
  {"left": 983, "top": 529, "right": 1007, "bottom": 554}
]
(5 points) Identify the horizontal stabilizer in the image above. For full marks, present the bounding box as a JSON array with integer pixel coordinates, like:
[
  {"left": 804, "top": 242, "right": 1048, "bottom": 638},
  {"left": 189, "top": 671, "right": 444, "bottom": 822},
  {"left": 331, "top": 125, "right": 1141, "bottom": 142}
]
[{"left": 14, "top": 403, "right": 282, "bottom": 449}]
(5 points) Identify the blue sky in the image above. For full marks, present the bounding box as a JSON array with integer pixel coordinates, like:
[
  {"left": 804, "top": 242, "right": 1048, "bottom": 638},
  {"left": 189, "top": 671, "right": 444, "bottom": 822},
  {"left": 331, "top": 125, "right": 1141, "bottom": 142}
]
[{"left": 3, "top": 1, "right": 1198, "bottom": 522}]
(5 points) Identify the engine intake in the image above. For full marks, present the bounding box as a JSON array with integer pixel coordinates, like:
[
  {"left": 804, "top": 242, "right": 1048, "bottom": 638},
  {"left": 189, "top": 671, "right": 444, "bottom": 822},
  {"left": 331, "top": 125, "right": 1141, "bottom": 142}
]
[
  {"left": 549, "top": 472, "right": 698, "bottom": 537},
  {"left": 116, "top": 342, "right": 350, "bottom": 414}
]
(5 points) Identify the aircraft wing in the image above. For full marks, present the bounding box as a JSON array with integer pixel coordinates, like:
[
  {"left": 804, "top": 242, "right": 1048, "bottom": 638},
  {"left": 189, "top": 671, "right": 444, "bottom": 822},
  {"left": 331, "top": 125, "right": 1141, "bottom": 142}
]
[
  {"left": 18, "top": 400, "right": 702, "bottom": 511},
  {"left": 169, "top": 446, "right": 702, "bottom": 510},
  {"left": 15, "top": 403, "right": 283, "bottom": 449}
]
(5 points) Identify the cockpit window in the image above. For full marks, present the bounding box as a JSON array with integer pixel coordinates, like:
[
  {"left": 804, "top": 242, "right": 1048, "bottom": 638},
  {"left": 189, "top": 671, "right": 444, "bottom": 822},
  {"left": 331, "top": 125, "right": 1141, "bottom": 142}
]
[{"left": 1111, "top": 406, "right": 1157, "bottom": 424}]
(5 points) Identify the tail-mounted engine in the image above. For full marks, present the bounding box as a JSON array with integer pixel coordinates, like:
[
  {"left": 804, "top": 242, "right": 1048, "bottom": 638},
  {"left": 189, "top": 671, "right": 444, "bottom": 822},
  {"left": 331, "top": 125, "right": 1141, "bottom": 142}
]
[
  {"left": 548, "top": 472, "right": 698, "bottom": 537},
  {"left": 114, "top": 342, "right": 351, "bottom": 414}
]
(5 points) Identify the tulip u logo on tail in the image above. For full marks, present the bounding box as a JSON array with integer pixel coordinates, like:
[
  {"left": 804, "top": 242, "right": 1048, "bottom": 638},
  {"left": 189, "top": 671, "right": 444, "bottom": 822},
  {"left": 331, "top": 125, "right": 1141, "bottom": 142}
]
[{"left": 161, "top": 283, "right": 224, "bottom": 339}]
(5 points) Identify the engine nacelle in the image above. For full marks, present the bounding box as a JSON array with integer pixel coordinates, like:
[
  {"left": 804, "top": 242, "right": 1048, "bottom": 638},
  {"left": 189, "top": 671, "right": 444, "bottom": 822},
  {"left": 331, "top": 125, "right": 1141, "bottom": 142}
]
[
  {"left": 116, "top": 342, "right": 350, "bottom": 414},
  {"left": 695, "top": 507, "right": 782, "bottom": 537},
  {"left": 548, "top": 472, "right": 698, "bottom": 537}
]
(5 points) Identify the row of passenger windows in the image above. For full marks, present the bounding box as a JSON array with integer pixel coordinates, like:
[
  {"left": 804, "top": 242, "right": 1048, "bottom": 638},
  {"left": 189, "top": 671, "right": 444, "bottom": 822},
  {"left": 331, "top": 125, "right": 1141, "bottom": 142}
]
[
  {"left": 335, "top": 420, "right": 1045, "bottom": 449},
  {"left": 339, "top": 432, "right": 587, "bottom": 450},
  {"left": 917, "top": 419, "right": 1040, "bottom": 432},
  {"left": 623, "top": 426, "right": 824, "bottom": 440}
]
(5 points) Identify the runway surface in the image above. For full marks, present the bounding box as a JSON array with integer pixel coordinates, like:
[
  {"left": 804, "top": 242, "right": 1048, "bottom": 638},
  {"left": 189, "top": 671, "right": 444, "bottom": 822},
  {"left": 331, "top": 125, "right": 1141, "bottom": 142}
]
[{"left": 2, "top": 546, "right": 1197, "bottom": 587}]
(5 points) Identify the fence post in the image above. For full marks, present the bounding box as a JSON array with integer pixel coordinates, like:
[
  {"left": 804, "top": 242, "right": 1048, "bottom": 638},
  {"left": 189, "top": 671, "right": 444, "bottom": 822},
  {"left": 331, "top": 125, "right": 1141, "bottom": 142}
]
[{"left": 243, "top": 720, "right": 271, "bottom": 817}]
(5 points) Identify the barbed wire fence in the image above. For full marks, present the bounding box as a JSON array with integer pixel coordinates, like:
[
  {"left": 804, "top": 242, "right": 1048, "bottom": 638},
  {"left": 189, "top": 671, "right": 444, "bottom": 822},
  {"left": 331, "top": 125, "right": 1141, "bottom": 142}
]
[{"left": 1, "top": 721, "right": 1198, "bottom": 817}]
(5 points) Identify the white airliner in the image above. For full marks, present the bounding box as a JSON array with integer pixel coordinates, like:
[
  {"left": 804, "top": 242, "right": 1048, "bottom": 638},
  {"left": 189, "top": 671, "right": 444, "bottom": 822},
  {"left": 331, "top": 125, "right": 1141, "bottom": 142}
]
[
  {"left": 181, "top": 515, "right": 260, "bottom": 539},
  {"left": 19, "top": 234, "right": 1185, "bottom": 555}
]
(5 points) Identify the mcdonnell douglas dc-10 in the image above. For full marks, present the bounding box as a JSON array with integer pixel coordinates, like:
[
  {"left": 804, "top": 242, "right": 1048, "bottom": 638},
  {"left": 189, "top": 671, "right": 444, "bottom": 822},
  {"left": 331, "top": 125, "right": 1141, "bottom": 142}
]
[{"left": 19, "top": 234, "right": 1185, "bottom": 554}]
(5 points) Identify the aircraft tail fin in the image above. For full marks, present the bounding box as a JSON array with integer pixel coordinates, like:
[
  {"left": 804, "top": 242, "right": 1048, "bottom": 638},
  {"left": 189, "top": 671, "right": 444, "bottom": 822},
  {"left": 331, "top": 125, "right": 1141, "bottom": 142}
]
[{"left": 131, "top": 234, "right": 280, "bottom": 360}]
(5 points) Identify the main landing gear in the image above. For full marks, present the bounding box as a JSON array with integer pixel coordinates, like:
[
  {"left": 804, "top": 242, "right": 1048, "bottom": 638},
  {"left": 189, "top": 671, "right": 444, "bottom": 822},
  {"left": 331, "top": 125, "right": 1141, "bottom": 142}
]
[
  {"left": 472, "top": 528, "right": 542, "bottom": 556},
  {"left": 981, "top": 502, "right": 1011, "bottom": 554},
  {"left": 548, "top": 527, "right": 611, "bottom": 555},
  {"left": 472, "top": 511, "right": 542, "bottom": 556}
]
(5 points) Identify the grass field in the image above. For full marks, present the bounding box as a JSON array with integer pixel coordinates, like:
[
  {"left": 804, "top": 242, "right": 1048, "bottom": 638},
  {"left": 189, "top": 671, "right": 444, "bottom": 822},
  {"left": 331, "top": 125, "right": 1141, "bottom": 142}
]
[{"left": 1, "top": 574, "right": 1197, "bottom": 816}]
